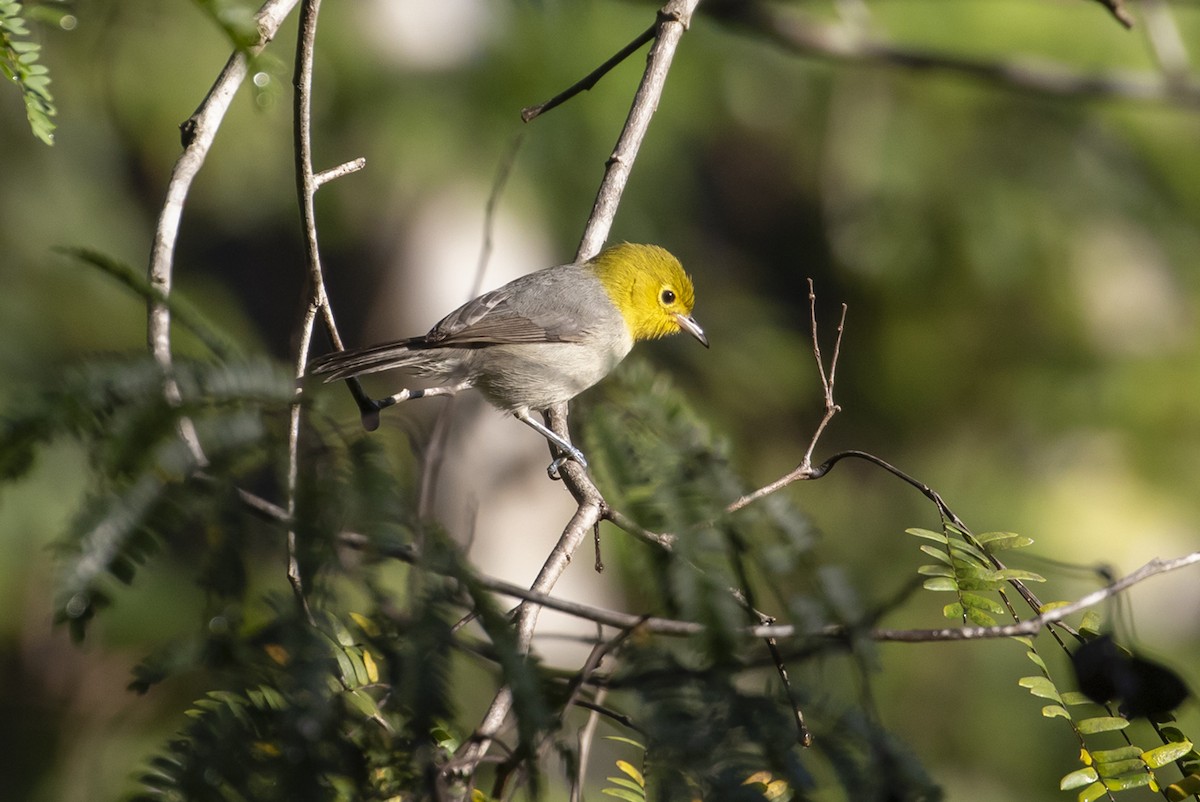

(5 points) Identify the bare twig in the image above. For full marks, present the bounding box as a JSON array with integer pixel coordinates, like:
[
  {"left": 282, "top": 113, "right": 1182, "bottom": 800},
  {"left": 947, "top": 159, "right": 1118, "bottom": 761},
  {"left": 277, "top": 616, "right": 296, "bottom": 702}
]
[
  {"left": 577, "top": 0, "right": 703, "bottom": 261},
  {"left": 314, "top": 156, "right": 366, "bottom": 188},
  {"left": 572, "top": 684, "right": 607, "bottom": 802},
  {"left": 521, "top": 24, "right": 657, "bottom": 122},
  {"left": 146, "top": 0, "right": 298, "bottom": 465},
  {"left": 337, "top": 531, "right": 1200, "bottom": 646},
  {"left": 727, "top": 280, "right": 845, "bottom": 514},
  {"left": 713, "top": 2, "right": 1200, "bottom": 108},
  {"left": 289, "top": 0, "right": 367, "bottom": 619}
]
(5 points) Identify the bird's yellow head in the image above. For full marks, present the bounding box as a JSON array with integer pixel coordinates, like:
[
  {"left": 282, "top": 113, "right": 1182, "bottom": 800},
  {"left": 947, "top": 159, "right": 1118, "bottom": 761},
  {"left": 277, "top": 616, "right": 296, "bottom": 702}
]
[{"left": 590, "top": 243, "right": 708, "bottom": 347}]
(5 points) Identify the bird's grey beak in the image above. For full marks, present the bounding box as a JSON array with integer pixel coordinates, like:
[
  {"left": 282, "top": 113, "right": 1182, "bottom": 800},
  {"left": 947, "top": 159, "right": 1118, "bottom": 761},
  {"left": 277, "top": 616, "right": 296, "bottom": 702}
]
[{"left": 674, "top": 313, "right": 709, "bottom": 348}]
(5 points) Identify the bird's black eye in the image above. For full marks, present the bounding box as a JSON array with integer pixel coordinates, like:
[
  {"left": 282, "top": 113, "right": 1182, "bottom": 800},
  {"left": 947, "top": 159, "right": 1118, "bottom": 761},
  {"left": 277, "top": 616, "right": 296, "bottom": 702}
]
[{"left": 660, "top": 289, "right": 676, "bottom": 305}]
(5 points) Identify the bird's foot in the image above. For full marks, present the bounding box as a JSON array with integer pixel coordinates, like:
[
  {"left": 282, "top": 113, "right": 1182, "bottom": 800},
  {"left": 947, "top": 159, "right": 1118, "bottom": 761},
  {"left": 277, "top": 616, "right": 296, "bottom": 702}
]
[{"left": 546, "top": 447, "right": 588, "bottom": 481}]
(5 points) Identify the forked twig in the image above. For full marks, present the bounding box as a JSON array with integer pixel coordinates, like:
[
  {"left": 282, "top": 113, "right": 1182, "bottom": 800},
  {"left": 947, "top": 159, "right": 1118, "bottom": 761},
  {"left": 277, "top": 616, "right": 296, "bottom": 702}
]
[
  {"left": 727, "top": 278, "right": 846, "bottom": 513},
  {"left": 288, "top": 0, "right": 366, "bottom": 618}
]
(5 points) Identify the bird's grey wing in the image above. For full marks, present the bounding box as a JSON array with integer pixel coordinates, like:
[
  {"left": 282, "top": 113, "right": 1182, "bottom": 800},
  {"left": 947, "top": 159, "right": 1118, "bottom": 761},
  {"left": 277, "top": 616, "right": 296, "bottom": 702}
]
[{"left": 424, "top": 272, "right": 592, "bottom": 346}]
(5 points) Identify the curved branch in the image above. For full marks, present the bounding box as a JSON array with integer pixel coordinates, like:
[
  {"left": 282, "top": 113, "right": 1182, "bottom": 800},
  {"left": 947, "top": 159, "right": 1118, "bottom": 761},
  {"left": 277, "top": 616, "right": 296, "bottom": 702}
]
[{"left": 146, "top": 0, "right": 299, "bottom": 462}]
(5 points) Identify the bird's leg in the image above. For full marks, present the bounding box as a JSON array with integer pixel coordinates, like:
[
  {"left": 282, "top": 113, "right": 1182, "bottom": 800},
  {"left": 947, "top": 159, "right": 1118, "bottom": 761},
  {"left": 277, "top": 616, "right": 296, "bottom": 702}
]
[
  {"left": 357, "top": 380, "right": 472, "bottom": 431},
  {"left": 513, "top": 409, "right": 588, "bottom": 479}
]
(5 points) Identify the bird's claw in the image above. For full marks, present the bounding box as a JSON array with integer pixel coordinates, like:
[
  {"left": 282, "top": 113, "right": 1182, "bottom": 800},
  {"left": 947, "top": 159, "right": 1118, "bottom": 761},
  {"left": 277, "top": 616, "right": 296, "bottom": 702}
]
[{"left": 546, "top": 449, "right": 588, "bottom": 481}]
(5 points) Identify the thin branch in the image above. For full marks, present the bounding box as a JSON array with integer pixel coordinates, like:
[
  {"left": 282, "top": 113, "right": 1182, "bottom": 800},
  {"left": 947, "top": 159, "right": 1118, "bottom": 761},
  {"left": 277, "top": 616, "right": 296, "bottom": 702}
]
[
  {"left": 727, "top": 280, "right": 845, "bottom": 513},
  {"left": 338, "top": 531, "right": 1200, "bottom": 646},
  {"left": 577, "top": 0, "right": 703, "bottom": 261},
  {"left": 713, "top": 2, "right": 1200, "bottom": 108},
  {"left": 146, "top": 0, "right": 298, "bottom": 464},
  {"left": 289, "top": 0, "right": 367, "bottom": 619},
  {"left": 313, "top": 156, "right": 366, "bottom": 188},
  {"left": 452, "top": 1, "right": 701, "bottom": 785},
  {"left": 521, "top": 24, "right": 657, "bottom": 122}
]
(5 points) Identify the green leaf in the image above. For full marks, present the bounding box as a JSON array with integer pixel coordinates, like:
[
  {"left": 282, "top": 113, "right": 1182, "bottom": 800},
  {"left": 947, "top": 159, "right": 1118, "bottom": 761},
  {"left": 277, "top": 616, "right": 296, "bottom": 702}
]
[
  {"left": 1060, "top": 767, "right": 1098, "bottom": 790},
  {"left": 960, "top": 592, "right": 1006, "bottom": 614},
  {"left": 1096, "top": 759, "right": 1145, "bottom": 778},
  {"left": 605, "top": 777, "right": 645, "bottom": 794},
  {"left": 1025, "top": 650, "right": 1047, "bottom": 670},
  {"left": 1091, "top": 746, "right": 1141, "bottom": 763},
  {"left": 1018, "top": 676, "right": 1062, "bottom": 702},
  {"left": 906, "top": 527, "right": 948, "bottom": 543},
  {"left": 947, "top": 537, "right": 988, "bottom": 563},
  {"left": 1077, "top": 780, "right": 1109, "bottom": 802},
  {"left": 1076, "top": 716, "right": 1130, "bottom": 734},
  {"left": 990, "top": 568, "right": 1046, "bottom": 582},
  {"left": 343, "top": 688, "right": 385, "bottom": 725},
  {"left": 922, "top": 577, "right": 959, "bottom": 592},
  {"left": 1042, "top": 704, "right": 1071, "bottom": 720},
  {"left": 942, "top": 602, "right": 964, "bottom": 620},
  {"left": 615, "top": 760, "right": 644, "bottom": 787},
  {"left": 1060, "top": 691, "right": 1093, "bottom": 706},
  {"left": 1143, "top": 741, "right": 1194, "bottom": 768},
  {"left": 1102, "top": 771, "right": 1153, "bottom": 791},
  {"left": 1079, "top": 610, "right": 1103, "bottom": 636},
  {"left": 918, "top": 545, "right": 953, "bottom": 565},
  {"left": 976, "top": 532, "right": 1034, "bottom": 550},
  {"left": 918, "top": 564, "right": 954, "bottom": 577},
  {"left": 963, "top": 606, "right": 996, "bottom": 627},
  {"left": 603, "top": 736, "right": 645, "bottom": 749}
]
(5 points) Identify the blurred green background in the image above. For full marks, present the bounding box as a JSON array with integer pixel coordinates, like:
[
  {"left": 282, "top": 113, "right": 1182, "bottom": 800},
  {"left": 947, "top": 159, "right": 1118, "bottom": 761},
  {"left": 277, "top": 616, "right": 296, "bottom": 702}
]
[{"left": 2, "top": 0, "right": 1199, "bottom": 799}]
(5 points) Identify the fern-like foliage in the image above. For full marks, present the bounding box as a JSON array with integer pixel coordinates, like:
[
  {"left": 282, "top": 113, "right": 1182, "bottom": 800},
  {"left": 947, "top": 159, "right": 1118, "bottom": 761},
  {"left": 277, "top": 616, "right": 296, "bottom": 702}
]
[
  {"left": 907, "top": 526, "right": 1198, "bottom": 801},
  {"left": 0, "top": 0, "right": 56, "bottom": 144}
]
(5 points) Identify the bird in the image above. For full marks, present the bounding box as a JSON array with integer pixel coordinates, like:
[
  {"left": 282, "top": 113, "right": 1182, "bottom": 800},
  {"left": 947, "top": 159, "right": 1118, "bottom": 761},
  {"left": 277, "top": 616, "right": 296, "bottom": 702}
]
[{"left": 308, "top": 242, "right": 707, "bottom": 476}]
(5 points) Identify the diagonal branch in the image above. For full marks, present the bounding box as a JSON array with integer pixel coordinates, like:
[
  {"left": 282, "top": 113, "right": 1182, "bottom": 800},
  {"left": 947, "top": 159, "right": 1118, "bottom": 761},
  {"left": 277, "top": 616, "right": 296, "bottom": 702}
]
[
  {"left": 521, "top": 24, "right": 657, "bottom": 122},
  {"left": 451, "top": 0, "right": 702, "bottom": 788},
  {"left": 577, "top": 0, "right": 703, "bottom": 261}
]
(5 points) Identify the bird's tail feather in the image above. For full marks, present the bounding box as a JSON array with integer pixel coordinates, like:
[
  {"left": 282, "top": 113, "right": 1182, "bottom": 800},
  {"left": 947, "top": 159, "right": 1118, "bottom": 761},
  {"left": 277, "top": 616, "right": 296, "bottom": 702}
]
[{"left": 308, "top": 338, "right": 444, "bottom": 382}]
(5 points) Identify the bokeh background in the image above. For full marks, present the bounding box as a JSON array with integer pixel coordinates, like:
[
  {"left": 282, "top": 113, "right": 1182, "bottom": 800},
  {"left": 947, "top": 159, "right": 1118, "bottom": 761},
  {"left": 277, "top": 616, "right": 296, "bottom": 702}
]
[{"left": 1, "top": 0, "right": 1198, "bottom": 799}]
